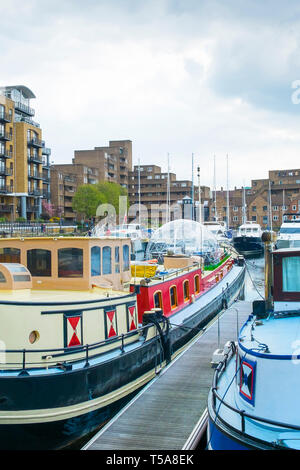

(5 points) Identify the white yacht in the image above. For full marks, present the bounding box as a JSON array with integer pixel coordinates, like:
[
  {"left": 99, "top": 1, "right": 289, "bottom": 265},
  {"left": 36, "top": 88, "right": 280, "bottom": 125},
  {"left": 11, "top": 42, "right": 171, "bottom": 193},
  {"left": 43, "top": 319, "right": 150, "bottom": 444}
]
[
  {"left": 276, "top": 217, "right": 300, "bottom": 249},
  {"left": 233, "top": 221, "right": 263, "bottom": 257},
  {"left": 204, "top": 221, "right": 230, "bottom": 243}
]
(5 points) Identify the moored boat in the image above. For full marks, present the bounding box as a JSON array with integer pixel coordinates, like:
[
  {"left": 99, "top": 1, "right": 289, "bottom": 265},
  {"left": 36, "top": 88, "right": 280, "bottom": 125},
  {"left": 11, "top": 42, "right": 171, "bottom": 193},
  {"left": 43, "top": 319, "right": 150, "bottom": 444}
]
[
  {"left": 276, "top": 216, "right": 300, "bottom": 249},
  {"left": 233, "top": 221, "right": 263, "bottom": 257},
  {"left": 207, "top": 232, "right": 300, "bottom": 450},
  {"left": 0, "top": 220, "right": 245, "bottom": 449}
]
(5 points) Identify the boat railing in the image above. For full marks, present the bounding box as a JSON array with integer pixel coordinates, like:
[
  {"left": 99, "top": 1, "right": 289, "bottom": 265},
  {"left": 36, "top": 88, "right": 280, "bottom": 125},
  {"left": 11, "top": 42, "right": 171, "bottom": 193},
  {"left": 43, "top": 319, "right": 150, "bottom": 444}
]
[
  {"left": 0, "top": 322, "right": 159, "bottom": 372},
  {"left": 211, "top": 343, "right": 300, "bottom": 438}
]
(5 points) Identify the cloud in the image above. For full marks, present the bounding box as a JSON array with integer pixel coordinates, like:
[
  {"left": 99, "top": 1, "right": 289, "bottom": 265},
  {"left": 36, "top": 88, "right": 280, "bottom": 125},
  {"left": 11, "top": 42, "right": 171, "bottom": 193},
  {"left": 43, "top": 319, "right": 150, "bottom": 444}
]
[{"left": 1, "top": 0, "right": 300, "bottom": 191}]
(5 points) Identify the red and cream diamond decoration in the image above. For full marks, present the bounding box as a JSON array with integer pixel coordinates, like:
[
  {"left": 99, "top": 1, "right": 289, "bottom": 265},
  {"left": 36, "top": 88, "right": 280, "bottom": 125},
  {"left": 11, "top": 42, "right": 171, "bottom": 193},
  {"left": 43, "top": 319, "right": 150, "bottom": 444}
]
[
  {"left": 67, "top": 316, "right": 82, "bottom": 347},
  {"left": 128, "top": 305, "right": 137, "bottom": 331},
  {"left": 106, "top": 309, "right": 117, "bottom": 338}
]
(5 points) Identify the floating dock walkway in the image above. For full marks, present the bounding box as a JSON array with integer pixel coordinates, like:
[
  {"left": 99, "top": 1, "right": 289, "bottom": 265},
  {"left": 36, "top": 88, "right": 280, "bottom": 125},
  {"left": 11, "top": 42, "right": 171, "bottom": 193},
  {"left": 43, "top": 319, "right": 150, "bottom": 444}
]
[{"left": 82, "top": 300, "right": 252, "bottom": 450}]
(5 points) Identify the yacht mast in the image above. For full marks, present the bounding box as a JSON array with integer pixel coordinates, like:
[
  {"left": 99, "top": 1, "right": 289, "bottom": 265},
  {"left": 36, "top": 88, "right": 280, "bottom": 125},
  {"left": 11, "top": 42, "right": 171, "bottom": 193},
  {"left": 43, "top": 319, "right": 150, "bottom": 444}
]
[
  {"left": 191, "top": 153, "right": 194, "bottom": 221},
  {"left": 268, "top": 180, "right": 273, "bottom": 232},
  {"left": 213, "top": 155, "right": 217, "bottom": 221},
  {"left": 138, "top": 158, "right": 141, "bottom": 224},
  {"left": 242, "top": 186, "right": 246, "bottom": 224},
  {"left": 167, "top": 153, "right": 170, "bottom": 223},
  {"left": 197, "top": 166, "right": 202, "bottom": 224},
  {"left": 226, "top": 154, "right": 230, "bottom": 231}
]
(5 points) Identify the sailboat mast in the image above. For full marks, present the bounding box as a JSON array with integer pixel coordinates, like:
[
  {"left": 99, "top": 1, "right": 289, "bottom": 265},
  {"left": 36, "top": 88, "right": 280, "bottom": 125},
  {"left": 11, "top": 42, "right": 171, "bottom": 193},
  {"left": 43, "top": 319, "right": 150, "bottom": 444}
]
[
  {"left": 226, "top": 154, "right": 230, "bottom": 231},
  {"left": 214, "top": 155, "right": 217, "bottom": 221},
  {"left": 197, "top": 166, "right": 201, "bottom": 224},
  {"left": 191, "top": 153, "right": 194, "bottom": 221},
  {"left": 138, "top": 158, "right": 141, "bottom": 224},
  {"left": 242, "top": 186, "right": 246, "bottom": 224},
  {"left": 269, "top": 180, "right": 273, "bottom": 232},
  {"left": 167, "top": 153, "right": 170, "bottom": 223},
  {"left": 282, "top": 188, "right": 285, "bottom": 223}
]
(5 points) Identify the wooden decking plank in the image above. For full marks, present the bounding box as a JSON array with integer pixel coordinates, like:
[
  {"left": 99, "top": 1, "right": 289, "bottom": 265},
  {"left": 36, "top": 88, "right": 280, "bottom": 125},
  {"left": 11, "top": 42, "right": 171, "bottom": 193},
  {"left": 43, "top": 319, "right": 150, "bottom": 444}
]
[{"left": 84, "top": 301, "right": 252, "bottom": 450}]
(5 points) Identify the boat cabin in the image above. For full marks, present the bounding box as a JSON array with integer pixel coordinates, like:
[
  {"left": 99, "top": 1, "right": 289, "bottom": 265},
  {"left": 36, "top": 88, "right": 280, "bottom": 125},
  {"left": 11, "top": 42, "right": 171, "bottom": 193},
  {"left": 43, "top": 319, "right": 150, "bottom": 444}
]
[
  {"left": 0, "top": 237, "right": 131, "bottom": 291},
  {"left": 273, "top": 248, "right": 300, "bottom": 311},
  {"left": 237, "top": 222, "right": 262, "bottom": 236}
]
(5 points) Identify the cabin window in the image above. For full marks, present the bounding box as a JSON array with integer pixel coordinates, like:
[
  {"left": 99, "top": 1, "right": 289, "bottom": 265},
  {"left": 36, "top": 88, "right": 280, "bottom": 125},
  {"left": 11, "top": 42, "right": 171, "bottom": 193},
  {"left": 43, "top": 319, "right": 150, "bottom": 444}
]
[
  {"left": 183, "top": 280, "right": 190, "bottom": 301},
  {"left": 91, "top": 246, "right": 101, "bottom": 276},
  {"left": 102, "top": 246, "right": 112, "bottom": 275},
  {"left": 282, "top": 257, "right": 300, "bottom": 292},
  {"left": 153, "top": 291, "right": 163, "bottom": 309},
  {"left": 0, "top": 247, "right": 20, "bottom": 263},
  {"left": 27, "top": 249, "right": 51, "bottom": 276},
  {"left": 0, "top": 272, "right": 6, "bottom": 283},
  {"left": 115, "top": 247, "right": 120, "bottom": 273},
  {"left": 170, "top": 286, "right": 178, "bottom": 309},
  {"left": 123, "top": 245, "right": 130, "bottom": 271},
  {"left": 194, "top": 275, "right": 200, "bottom": 294},
  {"left": 58, "top": 248, "right": 83, "bottom": 278}
]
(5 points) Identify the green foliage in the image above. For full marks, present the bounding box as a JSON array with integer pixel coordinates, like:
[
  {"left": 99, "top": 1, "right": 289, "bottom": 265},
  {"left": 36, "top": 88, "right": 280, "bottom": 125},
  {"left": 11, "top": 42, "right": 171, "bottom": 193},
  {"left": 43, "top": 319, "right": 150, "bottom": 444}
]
[
  {"left": 0, "top": 217, "right": 7, "bottom": 223},
  {"left": 72, "top": 185, "right": 106, "bottom": 219},
  {"left": 16, "top": 217, "right": 26, "bottom": 222},
  {"left": 72, "top": 182, "right": 128, "bottom": 219}
]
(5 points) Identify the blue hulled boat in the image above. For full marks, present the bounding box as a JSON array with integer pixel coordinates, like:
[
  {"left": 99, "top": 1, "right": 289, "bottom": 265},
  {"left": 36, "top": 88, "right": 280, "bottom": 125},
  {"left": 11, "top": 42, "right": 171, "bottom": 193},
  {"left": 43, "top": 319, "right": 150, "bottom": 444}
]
[{"left": 207, "top": 232, "right": 300, "bottom": 450}]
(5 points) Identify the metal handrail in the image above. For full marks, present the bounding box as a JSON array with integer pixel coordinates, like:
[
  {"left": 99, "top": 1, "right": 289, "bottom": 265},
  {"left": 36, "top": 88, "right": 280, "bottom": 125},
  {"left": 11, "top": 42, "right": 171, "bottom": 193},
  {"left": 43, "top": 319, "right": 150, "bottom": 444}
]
[
  {"left": 212, "top": 344, "right": 300, "bottom": 434},
  {"left": 0, "top": 322, "right": 156, "bottom": 369}
]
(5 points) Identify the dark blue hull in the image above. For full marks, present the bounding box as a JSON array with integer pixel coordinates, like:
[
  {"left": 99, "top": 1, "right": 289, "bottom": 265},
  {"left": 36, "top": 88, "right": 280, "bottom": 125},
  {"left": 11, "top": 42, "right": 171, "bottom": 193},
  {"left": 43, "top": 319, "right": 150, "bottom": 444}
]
[{"left": 233, "top": 236, "right": 263, "bottom": 257}]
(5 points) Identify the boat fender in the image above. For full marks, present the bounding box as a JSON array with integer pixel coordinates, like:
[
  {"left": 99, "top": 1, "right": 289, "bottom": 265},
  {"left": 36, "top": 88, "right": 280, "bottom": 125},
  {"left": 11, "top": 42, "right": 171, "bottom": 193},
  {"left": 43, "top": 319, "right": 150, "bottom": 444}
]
[{"left": 222, "top": 298, "right": 228, "bottom": 310}]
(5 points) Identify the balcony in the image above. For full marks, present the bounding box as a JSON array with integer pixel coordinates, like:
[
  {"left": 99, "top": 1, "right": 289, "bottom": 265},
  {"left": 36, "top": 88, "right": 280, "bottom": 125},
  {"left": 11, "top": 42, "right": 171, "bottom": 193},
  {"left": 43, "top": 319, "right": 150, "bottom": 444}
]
[
  {"left": 27, "top": 137, "right": 44, "bottom": 148},
  {"left": 27, "top": 204, "right": 40, "bottom": 213},
  {"left": 15, "top": 102, "right": 35, "bottom": 117},
  {"left": 0, "top": 112, "right": 11, "bottom": 124},
  {"left": 0, "top": 131, "right": 12, "bottom": 142},
  {"left": 0, "top": 168, "right": 13, "bottom": 177},
  {"left": 0, "top": 204, "right": 14, "bottom": 213},
  {"left": 0, "top": 149, "right": 12, "bottom": 159},
  {"left": 42, "top": 173, "right": 50, "bottom": 182},
  {"left": 28, "top": 155, "right": 43, "bottom": 164},
  {"left": 0, "top": 186, "right": 13, "bottom": 194},
  {"left": 29, "top": 172, "right": 43, "bottom": 180},
  {"left": 28, "top": 189, "right": 42, "bottom": 197},
  {"left": 42, "top": 145, "right": 51, "bottom": 156},
  {"left": 42, "top": 191, "right": 51, "bottom": 199}
]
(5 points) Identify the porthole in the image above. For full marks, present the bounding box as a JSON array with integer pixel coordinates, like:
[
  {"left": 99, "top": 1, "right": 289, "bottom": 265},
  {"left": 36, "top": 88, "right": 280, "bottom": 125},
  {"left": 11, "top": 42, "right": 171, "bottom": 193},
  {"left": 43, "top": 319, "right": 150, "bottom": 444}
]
[{"left": 29, "top": 330, "right": 40, "bottom": 344}]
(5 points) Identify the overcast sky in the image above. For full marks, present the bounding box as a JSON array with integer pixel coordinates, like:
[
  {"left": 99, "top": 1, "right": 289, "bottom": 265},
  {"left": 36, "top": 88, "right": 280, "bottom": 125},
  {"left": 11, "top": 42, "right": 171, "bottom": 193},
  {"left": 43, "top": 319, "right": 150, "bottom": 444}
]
[{"left": 1, "top": 0, "right": 300, "bottom": 190}]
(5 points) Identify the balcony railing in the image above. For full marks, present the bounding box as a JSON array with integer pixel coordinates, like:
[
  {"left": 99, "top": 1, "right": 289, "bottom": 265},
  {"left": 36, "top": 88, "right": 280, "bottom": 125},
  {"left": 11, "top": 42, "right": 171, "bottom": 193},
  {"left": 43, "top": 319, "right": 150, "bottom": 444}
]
[
  {"left": 0, "top": 168, "right": 13, "bottom": 177},
  {"left": 0, "top": 204, "right": 14, "bottom": 213},
  {"left": 42, "top": 146, "right": 51, "bottom": 156},
  {"left": 14, "top": 102, "right": 35, "bottom": 117},
  {"left": 26, "top": 205, "right": 40, "bottom": 213},
  {"left": 27, "top": 137, "right": 44, "bottom": 148},
  {"left": 28, "top": 155, "right": 43, "bottom": 164},
  {"left": 29, "top": 172, "right": 43, "bottom": 180},
  {"left": 0, "top": 131, "right": 12, "bottom": 142},
  {"left": 42, "top": 191, "right": 51, "bottom": 199},
  {"left": 28, "top": 189, "right": 42, "bottom": 196},
  {"left": 0, "top": 149, "right": 12, "bottom": 159},
  {"left": 0, "top": 112, "right": 11, "bottom": 123},
  {"left": 0, "top": 186, "right": 13, "bottom": 194}
]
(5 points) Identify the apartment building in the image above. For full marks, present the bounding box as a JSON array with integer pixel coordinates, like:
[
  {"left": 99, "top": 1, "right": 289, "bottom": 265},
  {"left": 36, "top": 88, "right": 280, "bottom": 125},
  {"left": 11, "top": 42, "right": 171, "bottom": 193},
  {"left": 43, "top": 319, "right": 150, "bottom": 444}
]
[
  {"left": 0, "top": 85, "right": 51, "bottom": 220},
  {"left": 74, "top": 140, "right": 132, "bottom": 189},
  {"left": 128, "top": 164, "right": 210, "bottom": 223},
  {"left": 50, "top": 164, "right": 100, "bottom": 221}
]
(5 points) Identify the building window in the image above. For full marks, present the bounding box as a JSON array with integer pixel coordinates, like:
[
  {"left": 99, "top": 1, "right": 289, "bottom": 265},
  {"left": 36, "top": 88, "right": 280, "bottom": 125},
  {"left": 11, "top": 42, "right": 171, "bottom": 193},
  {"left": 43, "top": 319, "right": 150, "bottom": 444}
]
[
  {"left": 123, "top": 244, "right": 130, "bottom": 271},
  {"left": 183, "top": 280, "right": 190, "bottom": 301},
  {"left": 252, "top": 216, "right": 257, "bottom": 221},
  {"left": 233, "top": 206, "right": 238, "bottom": 212},
  {"left": 292, "top": 205, "right": 297, "bottom": 211},
  {"left": 170, "top": 286, "right": 178, "bottom": 309},
  {"left": 102, "top": 246, "right": 112, "bottom": 275},
  {"left": 0, "top": 247, "right": 20, "bottom": 263},
  {"left": 252, "top": 206, "right": 256, "bottom": 212},
  {"left": 58, "top": 248, "right": 83, "bottom": 278},
  {"left": 273, "top": 215, "right": 279, "bottom": 221},
  {"left": 153, "top": 291, "right": 163, "bottom": 309},
  {"left": 263, "top": 206, "right": 267, "bottom": 211},
  {"left": 91, "top": 246, "right": 101, "bottom": 276},
  {"left": 273, "top": 206, "right": 278, "bottom": 211},
  {"left": 115, "top": 246, "right": 120, "bottom": 273},
  {"left": 233, "top": 216, "right": 238, "bottom": 222},
  {"left": 27, "top": 249, "right": 51, "bottom": 276},
  {"left": 263, "top": 216, "right": 268, "bottom": 223},
  {"left": 194, "top": 275, "right": 200, "bottom": 294}
]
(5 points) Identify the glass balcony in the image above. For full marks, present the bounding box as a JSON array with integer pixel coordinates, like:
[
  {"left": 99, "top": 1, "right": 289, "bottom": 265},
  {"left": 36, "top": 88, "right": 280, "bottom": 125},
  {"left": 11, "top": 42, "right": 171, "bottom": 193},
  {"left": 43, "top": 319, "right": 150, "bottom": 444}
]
[
  {"left": 27, "top": 137, "right": 44, "bottom": 148},
  {"left": 0, "top": 186, "right": 13, "bottom": 194},
  {"left": 0, "top": 131, "right": 12, "bottom": 142},
  {"left": 15, "top": 102, "right": 35, "bottom": 117},
  {"left": 28, "top": 154, "right": 43, "bottom": 164},
  {"left": 28, "top": 189, "right": 42, "bottom": 196},
  {"left": 0, "top": 168, "right": 13, "bottom": 177},
  {"left": 0, "top": 149, "right": 12, "bottom": 159},
  {"left": 0, "top": 112, "right": 11, "bottom": 124},
  {"left": 29, "top": 172, "right": 43, "bottom": 180}
]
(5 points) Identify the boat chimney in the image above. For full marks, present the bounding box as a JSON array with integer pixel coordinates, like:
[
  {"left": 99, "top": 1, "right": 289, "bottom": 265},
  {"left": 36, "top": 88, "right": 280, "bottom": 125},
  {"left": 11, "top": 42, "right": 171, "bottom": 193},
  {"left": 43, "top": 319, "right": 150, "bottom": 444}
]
[{"left": 262, "top": 231, "right": 273, "bottom": 312}]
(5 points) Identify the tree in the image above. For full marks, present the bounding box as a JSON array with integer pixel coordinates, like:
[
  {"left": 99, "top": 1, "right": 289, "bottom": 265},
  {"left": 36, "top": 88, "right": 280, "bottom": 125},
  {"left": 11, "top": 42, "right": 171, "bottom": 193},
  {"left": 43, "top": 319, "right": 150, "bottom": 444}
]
[
  {"left": 96, "top": 182, "right": 128, "bottom": 214},
  {"left": 72, "top": 185, "right": 106, "bottom": 219}
]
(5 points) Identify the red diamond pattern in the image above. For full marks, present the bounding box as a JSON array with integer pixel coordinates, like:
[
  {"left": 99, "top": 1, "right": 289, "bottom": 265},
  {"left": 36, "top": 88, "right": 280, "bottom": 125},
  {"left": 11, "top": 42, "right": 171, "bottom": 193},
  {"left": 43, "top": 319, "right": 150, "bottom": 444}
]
[
  {"left": 106, "top": 309, "right": 117, "bottom": 338},
  {"left": 67, "top": 316, "right": 81, "bottom": 347},
  {"left": 128, "top": 305, "right": 136, "bottom": 331}
]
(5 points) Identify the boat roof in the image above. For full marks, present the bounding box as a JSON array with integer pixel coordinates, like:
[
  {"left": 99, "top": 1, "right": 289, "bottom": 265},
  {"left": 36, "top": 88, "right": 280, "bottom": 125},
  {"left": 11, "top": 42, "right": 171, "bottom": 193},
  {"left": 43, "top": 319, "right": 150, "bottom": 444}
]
[
  {"left": 240, "top": 315, "right": 300, "bottom": 357},
  {"left": 272, "top": 247, "right": 300, "bottom": 254},
  {"left": 0, "top": 287, "right": 127, "bottom": 304}
]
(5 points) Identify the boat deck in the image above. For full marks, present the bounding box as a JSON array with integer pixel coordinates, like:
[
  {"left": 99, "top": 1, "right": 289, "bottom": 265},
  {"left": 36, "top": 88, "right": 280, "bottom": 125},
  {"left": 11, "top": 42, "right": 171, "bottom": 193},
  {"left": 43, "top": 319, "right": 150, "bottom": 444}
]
[{"left": 82, "top": 300, "right": 252, "bottom": 450}]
